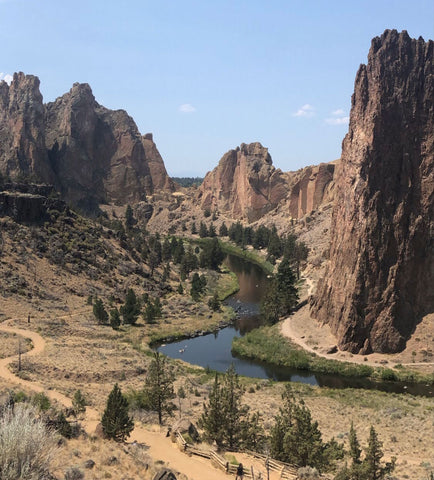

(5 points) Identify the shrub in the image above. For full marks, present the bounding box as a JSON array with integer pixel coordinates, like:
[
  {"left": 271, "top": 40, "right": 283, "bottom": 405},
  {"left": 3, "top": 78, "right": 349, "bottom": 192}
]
[
  {"left": 0, "top": 404, "right": 58, "bottom": 479},
  {"left": 381, "top": 369, "right": 398, "bottom": 381},
  {"left": 31, "top": 392, "right": 51, "bottom": 411}
]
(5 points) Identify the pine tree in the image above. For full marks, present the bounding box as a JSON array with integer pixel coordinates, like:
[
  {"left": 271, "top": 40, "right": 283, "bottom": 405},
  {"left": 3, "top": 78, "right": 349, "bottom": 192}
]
[
  {"left": 120, "top": 288, "right": 141, "bottom": 325},
  {"left": 219, "top": 222, "right": 228, "bottom": 237},
  {"left": 200, "top": 374, "right": 224, "bottom": 447},
  {"left": 143, "top": 352, "right": 175, "bottom": 425},
  {"left": 270, "top": 385, "right": 342, "bottom": 472},
  {"left": 199, "top": 221, "right": 208, "bottom": 238},
  {"left": 101, "top": 384, "right": 134, "bottom": 442},
  {"left": 125, "top": 204, "right": 135, "bottom": 229},
  {"left": 349, "top": 422, "right": 362, "bottom": 465},
  {"left": 220, "top": 364, "right": 249, "bottom": 449},
  {"left": 363, "top": 426, "right": 395, "bottom": 480},
  {"left": 109, "top": 308, "right": 121, "bottom": 330},
  {"left": 93, "top": 297, "right": 108, "bottom": 324}
]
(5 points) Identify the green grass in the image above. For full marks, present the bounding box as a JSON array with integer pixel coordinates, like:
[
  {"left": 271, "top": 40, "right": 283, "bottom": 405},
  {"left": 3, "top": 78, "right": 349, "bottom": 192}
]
[
  {"left": 188, "top": 237, "right": 274, "bottom": 274},
  {"left": 216, "top": 267, "right": 239, "bottom": 300},
  {"left": 232, "top": 325, "right": 434, "bottom": 385}
]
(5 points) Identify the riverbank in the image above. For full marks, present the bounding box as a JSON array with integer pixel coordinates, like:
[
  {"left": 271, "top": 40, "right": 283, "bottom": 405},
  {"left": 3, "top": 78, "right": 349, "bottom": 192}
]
[
  {"left": 232, "top": 319, "right": 434, "bottom": 389},
  {"left": 282, "top": 304, "right": 434, "bottom": 374},
  {"left": 190, "top": 237, "right": 274, "bottom": 274}
]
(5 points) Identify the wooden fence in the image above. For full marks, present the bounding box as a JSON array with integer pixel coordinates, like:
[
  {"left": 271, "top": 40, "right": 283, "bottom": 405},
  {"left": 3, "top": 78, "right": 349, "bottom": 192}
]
[{"left": 173, "top": 430, "right": 296, "bottom": 479}]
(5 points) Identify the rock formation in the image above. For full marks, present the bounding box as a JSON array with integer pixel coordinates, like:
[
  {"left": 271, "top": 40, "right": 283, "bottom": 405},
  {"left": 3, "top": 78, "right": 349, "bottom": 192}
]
[
  {"left": 0, "top": 74, "right": 173, "bottom": 211},
  {"left": 141, "top": 133, "right": 175, "bottom": 192},
  {"left": 197, "top": 142, "right": 288, "bottom": 222},
  {"left": 0, "top": 183, "right": 65, "bottom": 223},
  {"left": 311, "top": 30, "right": 434, "bottom": 353},
  {"left": 0, "top": 73, "right": 54, "bottom": 183},
  {"left": 286, "top": 162, "right": 336, "bottom": 219},
  {"left": 197, "top": 142, "right": 336, "bottom": 223}
]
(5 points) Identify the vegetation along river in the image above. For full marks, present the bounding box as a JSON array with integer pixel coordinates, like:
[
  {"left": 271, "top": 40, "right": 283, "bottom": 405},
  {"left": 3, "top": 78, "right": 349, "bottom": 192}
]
[{"left": 158, "top": 254, "right": 433, "bottom": 397}]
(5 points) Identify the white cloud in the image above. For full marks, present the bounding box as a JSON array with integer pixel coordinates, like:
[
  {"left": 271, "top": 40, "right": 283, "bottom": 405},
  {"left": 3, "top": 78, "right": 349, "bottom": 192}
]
[
  {"left": 179, "top": 103, "right": 196, "bottom": 113},
  {"left": 293, "top": 104, "right": 315, "bottom": 117},
  {"left": 331, "top": 108, "right": 345, "bottom": 116},
  {"left": 0, "top": 73, "right": 13, "bottom": 85},
  {"left": 325, "top": 116, "right": 349, "bottom": 125}
]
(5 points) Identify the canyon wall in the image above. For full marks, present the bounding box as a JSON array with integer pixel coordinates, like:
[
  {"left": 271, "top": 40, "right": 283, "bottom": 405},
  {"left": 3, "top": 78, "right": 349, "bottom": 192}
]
[
  {"left": 311, "top": 30, "right": 434, "bottom": 353},
  {"left": 198, "top": 142, "right": 335, "bottom": 222}
]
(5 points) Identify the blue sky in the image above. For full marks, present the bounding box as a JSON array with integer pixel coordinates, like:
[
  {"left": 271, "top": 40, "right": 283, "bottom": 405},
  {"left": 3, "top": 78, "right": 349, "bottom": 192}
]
[{"left": 1, "top": 1, "right": 432, "bottom": 176}]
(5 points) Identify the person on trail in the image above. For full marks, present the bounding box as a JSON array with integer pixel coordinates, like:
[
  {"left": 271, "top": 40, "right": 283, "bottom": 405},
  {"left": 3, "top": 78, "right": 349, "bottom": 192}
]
[{"left": 235, "top": 463, "right": 244, "bottom": 480}]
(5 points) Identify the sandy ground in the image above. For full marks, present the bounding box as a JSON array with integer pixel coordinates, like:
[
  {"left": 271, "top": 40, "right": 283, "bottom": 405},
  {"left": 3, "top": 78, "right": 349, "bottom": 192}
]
[
  {"left": 0, "top": 318, "right": 280, "bottom": 480},
  {"left": 281, "top": 289, "right": 434, "bottom": 372}
]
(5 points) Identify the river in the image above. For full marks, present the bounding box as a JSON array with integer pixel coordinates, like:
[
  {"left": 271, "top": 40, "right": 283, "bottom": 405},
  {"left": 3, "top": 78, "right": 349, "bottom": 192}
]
[{"left": 158, "top": 254, "right": 434, "bottom": 397}]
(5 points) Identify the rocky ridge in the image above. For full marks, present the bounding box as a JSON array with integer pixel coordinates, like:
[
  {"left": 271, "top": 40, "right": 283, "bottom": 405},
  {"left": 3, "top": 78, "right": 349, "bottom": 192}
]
[
  {"left": 0, "top": 74, "right": 173, "bottom": 211},
  {"left": 197, "top": 142, "right": 336, "bottom": 223},
  {"left": 311, "top": 30, "right": 434, "bottom": 353}
]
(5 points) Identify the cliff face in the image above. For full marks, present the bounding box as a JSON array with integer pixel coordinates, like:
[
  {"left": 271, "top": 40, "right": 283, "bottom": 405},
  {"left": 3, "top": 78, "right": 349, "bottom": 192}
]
[
  {"left": 198, "top": 142, "right": 336, "bottom": 222},
  {"left": 141, "top": 133, "right": 175, "bottom": 192},
  {"left": 197, "top": 142, "right": 288, "bottom": 222},
  {"left": 287, "top": 163, "right": 335, "bottom": 219},
  {"left": 0, "top": 73, "right": 54, "bottom": 182},
  {"left": 0, "top": 74, "right": 173, "bottom": 211},
  {"left": 311, "top": 30, "right": 434, "bottom": 354}
]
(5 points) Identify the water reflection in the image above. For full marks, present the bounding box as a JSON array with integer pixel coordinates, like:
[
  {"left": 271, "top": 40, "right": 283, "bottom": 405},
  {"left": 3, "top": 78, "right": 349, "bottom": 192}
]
[{"left": 157, "top": 254, "right": 434, "bottom": 397}]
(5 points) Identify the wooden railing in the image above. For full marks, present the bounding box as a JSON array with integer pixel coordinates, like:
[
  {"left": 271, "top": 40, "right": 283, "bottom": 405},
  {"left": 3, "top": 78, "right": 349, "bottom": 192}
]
[{"left": 174, "top": 430, "right": 296, "bottom": 479}]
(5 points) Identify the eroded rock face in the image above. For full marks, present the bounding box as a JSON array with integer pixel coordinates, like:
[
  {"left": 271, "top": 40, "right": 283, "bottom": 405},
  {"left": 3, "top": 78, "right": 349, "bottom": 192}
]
[
  {"left": 311, "top": 30, "right": 434, "bottom": 353},
  {"left": 287, "top": 163, "right": 335, "bottom": 219},
  {"left": 0, "top": 74, "right": 173, "bottom": 211},
  {"left": 46, "top": 83, "right": 155, "bottom": 210},
  {"left": 197, "top": 142, "right": 288, "bottom": 222},
  {"left": 0, "top": 73, "right": 53, "bottom": 182},
  {"left": 142, "top": 133, "right": 175, "bottom": 192}
]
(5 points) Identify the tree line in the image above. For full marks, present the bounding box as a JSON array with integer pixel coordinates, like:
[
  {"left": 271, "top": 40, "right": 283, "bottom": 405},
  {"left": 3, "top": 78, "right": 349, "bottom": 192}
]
[{"left": 100, "top": 359, "right": 395, "bottom": 479}]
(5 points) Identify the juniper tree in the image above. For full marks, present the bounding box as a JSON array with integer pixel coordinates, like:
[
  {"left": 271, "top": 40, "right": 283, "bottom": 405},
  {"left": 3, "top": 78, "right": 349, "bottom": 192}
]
[
  {"left": 72, "top": 389, "right": 86, "bottom": 416},
  {"left": 93, "top": 297, "right": 108, "bottom": 324},
  {"left": 143, "top": 352, "right": 175, "bottom": 425},
  {"left": 120, "top": 288, "right": 141, "bottom": 325},
  {"left": 109, "top": 307, "right": 121, "bottom": 330},
  {"left": 101, "top": 384, "right": 134, "bottom": 442},
  {"left": 219, "top": 222, "right": 228, "bottom": 237}
]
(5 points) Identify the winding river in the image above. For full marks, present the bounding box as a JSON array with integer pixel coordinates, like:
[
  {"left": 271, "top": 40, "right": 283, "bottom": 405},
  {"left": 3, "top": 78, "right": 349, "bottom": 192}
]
[{"left": 158, "top": 254, "right": 433, "bottom": 397}]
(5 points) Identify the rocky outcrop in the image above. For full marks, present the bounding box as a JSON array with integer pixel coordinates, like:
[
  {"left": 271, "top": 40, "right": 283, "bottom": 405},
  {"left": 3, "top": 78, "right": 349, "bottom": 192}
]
[
  {"left": 142, "top": 133, "right": 175, "bottom": 192},
  {"left": 197, "top": 142, "right": 288, "bottom": 222},
  {"left": 45, "top": 83, "right": 169, "bottom": 210},
  {"left": 0, "top": 183, "right": 65, "bottom": 223},
  {"left": 0, "top": 74, "right": 173, "bottom": 211},
  {"left": 311, "top": 30, "right": 434, "bottom": 353},
  {"left": 0, "top": 73, "right": 54, "bottom": 182},
  {"left": 287, "top": 163, "right": 336, "bottom": 219}
]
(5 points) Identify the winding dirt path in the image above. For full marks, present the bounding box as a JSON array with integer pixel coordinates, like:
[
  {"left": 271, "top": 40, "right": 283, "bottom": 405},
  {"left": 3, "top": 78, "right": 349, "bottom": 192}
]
[{"left": 0, "top": 320, "right": 271, "bottom": 480}]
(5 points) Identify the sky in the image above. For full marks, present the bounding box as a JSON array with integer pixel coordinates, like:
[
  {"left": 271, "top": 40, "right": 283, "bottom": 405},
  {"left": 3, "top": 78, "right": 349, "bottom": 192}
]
[{"left": 0, "top": 1, "right": 432, "bottom": 176}]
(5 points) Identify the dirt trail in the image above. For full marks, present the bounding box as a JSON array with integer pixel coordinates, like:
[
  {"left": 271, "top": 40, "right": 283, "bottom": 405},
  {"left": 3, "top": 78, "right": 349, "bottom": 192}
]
[
  {"left": 281, "top": 305, "right": 434, "bottom": 368},
  {"left": 0, "top": 320, "right": 275, "bottom": 480}
]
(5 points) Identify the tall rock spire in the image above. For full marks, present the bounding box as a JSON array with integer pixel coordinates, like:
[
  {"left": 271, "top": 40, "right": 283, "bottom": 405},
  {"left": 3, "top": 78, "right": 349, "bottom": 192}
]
[{"left": 311, "top": 30, "right": 434, "bottom": 353}]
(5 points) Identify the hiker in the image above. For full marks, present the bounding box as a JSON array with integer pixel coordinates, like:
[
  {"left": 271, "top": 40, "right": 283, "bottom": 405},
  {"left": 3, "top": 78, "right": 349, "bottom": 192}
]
[{"left": 235, "top": 463, "right": 244, "bottom": 480}]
